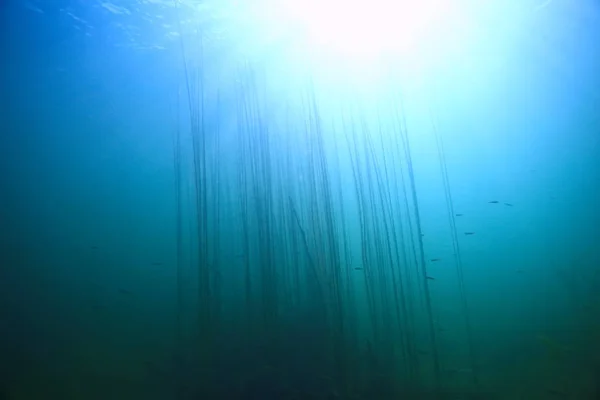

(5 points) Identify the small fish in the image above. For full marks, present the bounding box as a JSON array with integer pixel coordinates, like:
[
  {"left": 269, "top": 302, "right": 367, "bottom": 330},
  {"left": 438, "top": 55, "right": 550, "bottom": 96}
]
[
  {"left": 354, "top": 267, "right": 364, "bottom": 271},
  {"left": 90, "top": 246, "right": 99, "bottom": 250},
  {"left": 504, "top": 203, "right": 513, "bottom": 207},
  {"left": 464, "top": 232, "right": 475, "bottom": 235},
  {"left": 430, "top": 258, "right": 441, "bottom": 262},
  {"left": 151, "top": 262, "right": 164, "bottom": 266},
  {"left": 426, "top": 276, "right": 435, "bottom": 280},
  {"left": 118, "top": 288, "right": 133, "bottom": 296},
  {"left": 455, "top": 213, "right": 463, "bottom": 217},
  {"left": 488, "top": 200, "right": 499, "bottom": 204}
]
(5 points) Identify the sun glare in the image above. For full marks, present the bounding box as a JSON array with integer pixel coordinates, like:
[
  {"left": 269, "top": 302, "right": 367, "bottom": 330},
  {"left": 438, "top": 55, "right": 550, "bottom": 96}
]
[
  {"left": 273, "top": 0, "right": 468, "bottom": 63},
  {"left": 192, "top": 0, "right": 480, "bottom": 83}
]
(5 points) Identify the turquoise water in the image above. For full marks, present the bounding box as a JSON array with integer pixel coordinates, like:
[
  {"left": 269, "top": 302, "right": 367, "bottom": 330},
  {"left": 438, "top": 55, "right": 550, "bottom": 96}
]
[{"left": 1, "top": 0, "right": 599, "bottom": 399}]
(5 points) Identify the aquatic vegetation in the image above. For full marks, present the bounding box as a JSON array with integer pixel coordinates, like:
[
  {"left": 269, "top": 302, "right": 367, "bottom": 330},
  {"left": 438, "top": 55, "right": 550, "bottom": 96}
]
[{"left": 158, "top": 16, "right": 487, "bottom": 398}]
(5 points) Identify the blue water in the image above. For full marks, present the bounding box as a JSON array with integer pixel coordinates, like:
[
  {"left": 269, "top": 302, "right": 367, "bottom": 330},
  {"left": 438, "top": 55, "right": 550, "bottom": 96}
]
[{"left": 1, "top": 0, "right": 599, "bottom": 399}]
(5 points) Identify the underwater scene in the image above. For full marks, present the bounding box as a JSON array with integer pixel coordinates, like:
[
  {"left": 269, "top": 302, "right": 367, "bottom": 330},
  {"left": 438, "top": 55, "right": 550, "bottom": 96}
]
[{"left": 1, "top": 0, "right": 599, "bottom": 398}]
